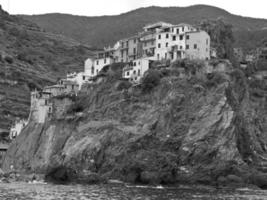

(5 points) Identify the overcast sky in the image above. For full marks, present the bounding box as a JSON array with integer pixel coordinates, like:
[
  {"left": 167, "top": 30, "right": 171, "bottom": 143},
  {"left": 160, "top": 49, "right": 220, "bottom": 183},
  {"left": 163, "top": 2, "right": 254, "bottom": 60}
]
[{"left": 0, "top": 0, "right": 266, "bottom": 19}]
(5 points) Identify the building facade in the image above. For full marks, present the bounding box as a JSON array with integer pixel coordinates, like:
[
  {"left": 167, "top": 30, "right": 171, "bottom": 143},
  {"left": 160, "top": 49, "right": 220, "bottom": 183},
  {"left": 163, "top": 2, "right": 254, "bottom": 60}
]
[{"left": 9, "top": 119, "right": 28, "bottom": 139}]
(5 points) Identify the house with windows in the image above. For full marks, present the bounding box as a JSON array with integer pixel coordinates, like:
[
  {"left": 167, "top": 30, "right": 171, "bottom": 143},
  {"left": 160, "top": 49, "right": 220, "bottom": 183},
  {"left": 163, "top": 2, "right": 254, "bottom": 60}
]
[{"left": 122, "top": 58, "right": 151, "bottom": 83}]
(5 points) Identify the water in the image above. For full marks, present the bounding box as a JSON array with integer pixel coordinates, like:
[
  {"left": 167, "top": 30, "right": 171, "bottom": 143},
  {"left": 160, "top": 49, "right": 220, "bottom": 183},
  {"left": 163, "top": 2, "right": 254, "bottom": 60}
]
[{"left": 0, "top": 182, "right": 267, "bottom": 200}]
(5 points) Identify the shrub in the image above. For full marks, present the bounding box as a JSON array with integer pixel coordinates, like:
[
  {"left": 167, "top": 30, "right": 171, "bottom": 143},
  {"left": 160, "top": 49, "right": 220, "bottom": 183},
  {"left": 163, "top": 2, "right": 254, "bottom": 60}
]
[
  {"left": 141, "top": 69, "right": 162, "bottom": 92},
  {"left": 116, "top": 80, "right": 132, "bottom": 91},
  {"left": 4, "top": 56, "right": 13, "bottom": 64},
  {"left": 205, "top": 72, "right": 228, "bottom": 88}
]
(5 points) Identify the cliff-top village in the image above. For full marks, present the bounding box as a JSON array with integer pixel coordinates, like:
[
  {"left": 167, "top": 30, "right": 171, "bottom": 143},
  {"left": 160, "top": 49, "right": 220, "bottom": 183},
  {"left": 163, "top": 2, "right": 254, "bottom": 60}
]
[{"left": 8, "top": 21, "right": 267, "bottom": 139}]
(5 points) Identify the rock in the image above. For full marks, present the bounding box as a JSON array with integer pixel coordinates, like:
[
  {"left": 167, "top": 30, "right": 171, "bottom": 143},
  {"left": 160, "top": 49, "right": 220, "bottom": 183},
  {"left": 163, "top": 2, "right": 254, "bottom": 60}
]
[
  {"left": 77, "top": 172, "right": 106, "bottom": 184},
  {"left": 226, "top": 174, "right": 243, "bottom": 183},
  {"left": 217, "top": 176, "right": 227, "bottom": 184},
  {"left": 45, "top": 166, "right": 75, "bottom": 184},
  {"left": 140, "top": 171, "right": 160, "bottom": 184},
  {"left": 250, "top": 173, "right": 267, "bottom": 189}
]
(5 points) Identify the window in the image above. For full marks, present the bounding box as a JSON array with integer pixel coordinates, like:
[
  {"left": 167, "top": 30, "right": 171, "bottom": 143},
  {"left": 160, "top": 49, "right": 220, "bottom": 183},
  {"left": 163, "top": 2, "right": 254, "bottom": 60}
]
[
  {"left": 133, "top": 62, "right": 136, "bottom": 66},
  {"left": 186, "top": 35, "right": 190, "bottom": 40},
  {"left": 165, "top": 53, "right": 167, "bottom": 59},
  {"left": 96, "top": 69, "right": 99, "bottom": 74},
  {"left": 134, "top": 39, "right": 136, "bottom": 43},
  {"left": 176, "top": 28, "right": 179, "bottom": 34},
  {"left": 83, "top": 76, "right": 85, "bottom": 80},
  {"left": 157, "top": 54, "right": 160, "bottom": 60},
  {"left": 96, "top": 60, "right": 99, "bottom": 65},
  {"left": 179, "top": 35, "right": 183, "bottom": 40},
  {"left": 45, "top": 100, "right": 48, "bottom": 105},
  {"left": 194, "top": 44, "right": 197, "bottom": 49},
  {"left": 133, "top": 70, "right": 136, "bottom": 74},
  {"left": 138, "top": 61, "right": 141, "bottom": 65},
  {"left": 171, "top": 28, "right": 174, "bottom": 32},
  {"left": 121, "top": 42, "right": 124, "bottom": 48},
  {"left": 138, "top": 69, "right": 141, "bottom": 76},
  {"left": 186, "top": 45, "right": 189, "bottom": 49},
  {"left": 158, "top": 34, "right": 161, "bottom": 39},
  {"left": 104, "top": 58, "right": 106, "bottom": 64},
  {"left": 72, "top": 85, "right": 74, "bottom": 90},
  {"left": 144, "top": 42, "right": 147, "bottom": 47},
  {"left": 133, "top": 48, "right": 136, "bottom": 54},
  {"left": 206, "top": 39, "right": 209, "bottom": 45},
  {"left": 158, "top": 43, "right": 161, "bottom": 48},
  {"left": 166, "top": 42, "right": 168, "bottom": 47},
  {"left": 126, "top": 41, "right": 129, "bottom": 47},
  {"left": 180, "top": 46, "right": 183, "bottom": 50},
  {"left": 172, "top": 36, "right": 176, "bottom": 41},
  {"left": 126, "top": 71, "right": 130, "bottom": 76},
  {"left": 91, "top": 66, "right": 94, "bottom": 74},
  {"left": 166, "top": 33, "right": 169, "bottom": 39},
  {"left": 182, "top": 26, "right": 184, "bottom": 32}
]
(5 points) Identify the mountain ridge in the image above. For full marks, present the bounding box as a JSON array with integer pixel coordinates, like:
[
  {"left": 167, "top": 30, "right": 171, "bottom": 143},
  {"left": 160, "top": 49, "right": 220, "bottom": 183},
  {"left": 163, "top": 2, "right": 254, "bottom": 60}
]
[{"left": 20, "top": 5, "right": 267, "bottom": 48}]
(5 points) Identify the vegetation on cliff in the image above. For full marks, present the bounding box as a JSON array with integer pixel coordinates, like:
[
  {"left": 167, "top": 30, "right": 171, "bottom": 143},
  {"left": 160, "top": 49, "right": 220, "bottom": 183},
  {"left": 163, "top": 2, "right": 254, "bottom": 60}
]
[{"left": 0, "top": 6, "right": 94, "bottom": 129}]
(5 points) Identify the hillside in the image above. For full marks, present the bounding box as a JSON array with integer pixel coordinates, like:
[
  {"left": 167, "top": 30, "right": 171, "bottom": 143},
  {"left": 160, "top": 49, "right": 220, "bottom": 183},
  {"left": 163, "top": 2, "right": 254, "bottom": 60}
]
[
  {"left": 21, "top": 5, "right": 267, "bottom": 48},
  {"left": 3, "top": 61, "right": 267, "bottom": 188},
  {"left": 0, "top": 6, "right": 94, "bottom": 130}
]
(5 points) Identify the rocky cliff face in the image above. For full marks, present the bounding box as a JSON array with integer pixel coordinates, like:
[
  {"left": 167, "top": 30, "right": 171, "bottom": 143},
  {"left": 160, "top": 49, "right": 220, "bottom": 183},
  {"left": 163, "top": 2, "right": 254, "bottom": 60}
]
[{"left": 3, "top": 67, "right": 267, "bottom": 187}]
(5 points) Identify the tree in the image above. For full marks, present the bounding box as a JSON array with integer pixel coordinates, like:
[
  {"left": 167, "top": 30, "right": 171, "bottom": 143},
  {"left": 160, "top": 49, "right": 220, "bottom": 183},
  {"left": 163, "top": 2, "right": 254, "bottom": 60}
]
[{"left": 199, "top": 19, "right": 236, "bottom": 64}]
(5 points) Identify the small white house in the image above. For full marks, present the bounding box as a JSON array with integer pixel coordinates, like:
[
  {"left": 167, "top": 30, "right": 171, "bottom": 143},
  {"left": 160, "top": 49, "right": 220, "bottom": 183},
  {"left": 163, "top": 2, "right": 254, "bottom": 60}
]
[
  {"left": 84, "top": 57, "right": 114, "bottom": 77},
  {"left": 66, "top": 72, "right": 91, "bottom": 90},
  {"left": 9, "top": 119, "right": 28, "bottom": 139},
  {"left": 122, "top": 58, "right": 151, "bottom": 83}
]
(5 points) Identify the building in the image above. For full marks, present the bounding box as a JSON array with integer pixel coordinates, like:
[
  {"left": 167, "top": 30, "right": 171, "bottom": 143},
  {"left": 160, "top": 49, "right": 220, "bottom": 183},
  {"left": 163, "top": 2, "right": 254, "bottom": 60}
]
[
  {"left": 184, "top": 31, "right": 210, "bottom": 60},
  {"left": 43, "top": 84, "right": 65, "bottom": 97},
  {"left": 66, "top": 72, "right": 91, "bottom": 90},
  {"left": 0, "top": 143, "right": 8, "bottom": 165},
  {"left": 84, "top": 52, "right": 114, "bottom": 78},
  {"left": 122, "top": 58, "right": 151, "bottom": 83},
  {"left": 58, "top": 79, "right": 79, "bottom": 94},
  {"left": 118, "top": 36, "right": 139, "bottom": 63},
  {"left": 30, "top": 90, "right": 53, "bottom": 123},
  {"left": 9, "top": 119, "right": 28, "bottom": 139}
]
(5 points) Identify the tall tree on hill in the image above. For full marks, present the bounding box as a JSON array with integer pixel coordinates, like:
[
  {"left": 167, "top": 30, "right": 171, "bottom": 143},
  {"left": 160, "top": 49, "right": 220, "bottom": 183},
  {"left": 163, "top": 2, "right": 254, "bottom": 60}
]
[{"left": 199, "top": 19, "right": 237, "bottom": 65}]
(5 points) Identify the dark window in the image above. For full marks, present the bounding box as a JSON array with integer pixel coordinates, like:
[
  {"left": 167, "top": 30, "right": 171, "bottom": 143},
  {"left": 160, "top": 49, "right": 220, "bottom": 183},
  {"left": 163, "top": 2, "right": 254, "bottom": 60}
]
[
  {"left": 91, "top": 66, "right": 94, "bottom": 74},
  {"left": 138, "top": 69, "right": 141, "bottom": 76},
  {"left": 166, "top": 33, "right": 169, "bottom": 38},
  {"left": 96, "top": 69, "right": 99, "bottom": 74},
  {"left": 179, "top": 35, "right": 183, "bottom": 40},
  {"left": 83, "top": 76, "right": 85, "bottom": 80},
  {"left": 72, "top": 85, "right": 74, "bottom": 90},
  {"left": 104, "top": 58, "right": 106, "bottom": 64},
  {"left": 171, "top": 28, "right": 174, "bottom": 32},
  {"left": 172, "top": 36, "right": 176, "bottom": 41},
  {"left": 133, "top": 48, "right": 136, "bottom": 54},
  {"left": 176, "top": 28, "right": 179, "bottom": 34},
  {"left": 134, "top": 39, "right": 136, "bottom": 43},
  {"left": 126, "top": 71, "right": 130, "bottom": 76},
  {"left": 158, "top": 43, "right": 161, "bottom": 48},
  {"left": 133, "top": 62, "right": 136, "bottom": 66},
  {"left": 186, "top": 45, "right": 189, "bottom": 49},
  {"left": 96, "top": 60, "right": 99, "bottom": 65},
  {"left": 121, "top": 42, "right": 124, "bottom": 48},
  {"left": 186, "top": 35, "right": 190, "bottom": 40},
  {"left": 180, "top": 46, "right": 183, "bottom": 50},
  {"left": 182, "top": 27, "right": 184, "bottom": 31},
  {"left": 165, "top": 53, "right": 167, "bottom": 59},
  {"left": 166, "top": 43, "right": 168, "bottom": 47},
  {"left": 45, "top": 100, "right": 48, "bottom": 105},
  {"left": 206, "top": 39, "right": 209, "bottom": 45},
  {"left": 133, "top": 70, "right": 136, "bottom": 74},
  {"left": 157, "top": 54, "right": 160, "bottom": 60},
  {"left": 194, "top": 44, "right": 197, "bottom": 49},
  {"left": 158, "top": 34, "right": 161, "bottom": 39}
]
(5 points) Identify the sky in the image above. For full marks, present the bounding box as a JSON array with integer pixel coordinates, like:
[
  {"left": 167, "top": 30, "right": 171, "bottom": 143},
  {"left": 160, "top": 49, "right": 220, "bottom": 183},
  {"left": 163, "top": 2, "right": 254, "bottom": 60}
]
[{"left": 0, "top": 0, "right": 266, "bottom": 19}]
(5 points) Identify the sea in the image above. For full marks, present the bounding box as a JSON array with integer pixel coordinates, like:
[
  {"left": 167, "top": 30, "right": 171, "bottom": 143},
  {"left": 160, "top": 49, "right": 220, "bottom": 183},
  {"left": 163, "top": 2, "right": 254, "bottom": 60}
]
[{"left": 0, "top": 182, "right": 267, "bottom": 200}]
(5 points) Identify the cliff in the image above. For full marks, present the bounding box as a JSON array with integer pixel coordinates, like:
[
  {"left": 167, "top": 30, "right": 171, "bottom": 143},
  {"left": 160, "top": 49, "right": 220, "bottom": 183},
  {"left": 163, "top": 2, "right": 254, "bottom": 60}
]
[{"left": 3, "top": 63, "right": 267, "bottom": 187}]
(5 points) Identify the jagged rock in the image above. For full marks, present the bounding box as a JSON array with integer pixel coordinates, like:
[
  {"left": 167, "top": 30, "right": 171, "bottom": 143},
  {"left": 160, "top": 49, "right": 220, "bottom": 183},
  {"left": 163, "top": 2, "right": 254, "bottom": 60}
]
[{"left": 2, "top": 68, "right": 267, "bottom": 187}]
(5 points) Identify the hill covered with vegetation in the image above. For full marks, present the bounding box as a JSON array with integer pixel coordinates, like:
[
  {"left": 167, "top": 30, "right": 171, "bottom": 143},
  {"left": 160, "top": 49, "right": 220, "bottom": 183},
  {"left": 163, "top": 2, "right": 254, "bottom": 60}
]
[
  {"left": 0, "top": 6, "right": 94, "bottom": 130},
  {"left": 21, "top": 5, "right": 267, "bottom": 49}
]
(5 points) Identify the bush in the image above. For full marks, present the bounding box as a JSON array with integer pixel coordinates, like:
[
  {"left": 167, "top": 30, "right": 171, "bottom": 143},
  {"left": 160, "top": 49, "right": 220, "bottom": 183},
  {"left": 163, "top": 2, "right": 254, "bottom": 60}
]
[
  {"left": 141, "top": 69, "right": 162, "bottom": 92},
  {"left": 4, "top": 56, "right": 13, "bottom": 64},
  {"left": 116, "top": 81, "right": 132, "bottom": 91},
  {"left": 205, "top": 72, "right": 228, "bottom": 88}
]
